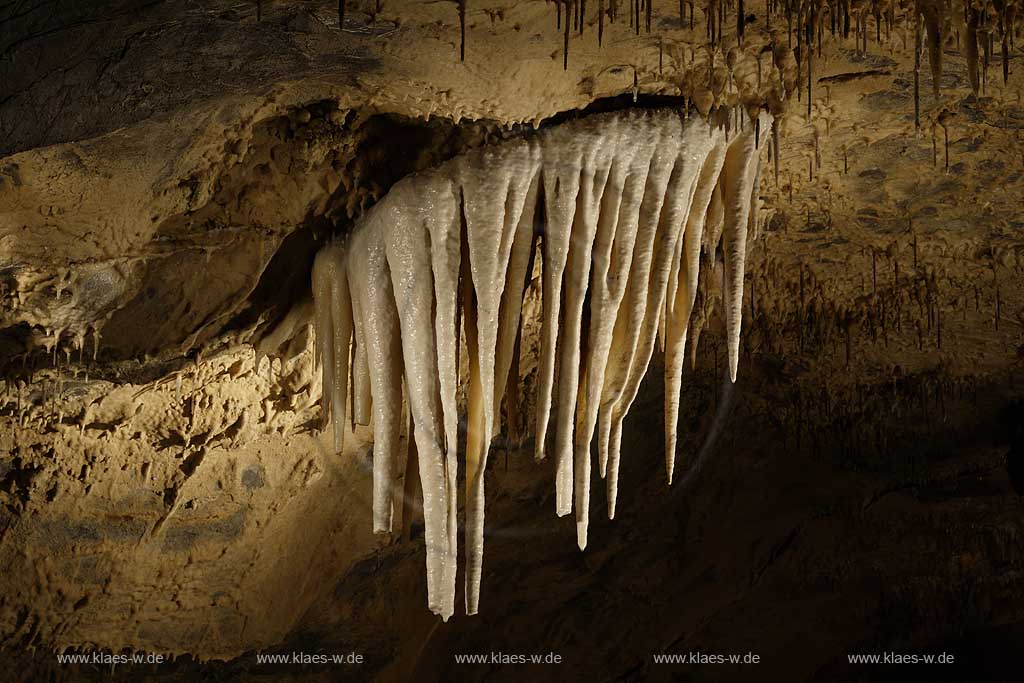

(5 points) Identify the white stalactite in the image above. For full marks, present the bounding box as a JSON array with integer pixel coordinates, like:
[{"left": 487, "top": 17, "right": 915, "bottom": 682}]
[
  {"left": 350, "top": 275, "right": 372, "bottom": 428},
  {"left": 456, "top": 142, "right": 541, "bottom": 615},
  {"left": 720, "top": 123, "right": 762, "bottom": 382},
  {"left": 311, "top": 107, "right": 769, "bottom": 619},
  {"left": 347, "top": 226, "right": 403, "bottom": 533},
  {"left": 381, "top": 179, "right": 460, "bottom": 621},
  {"left": 534, "top": 140, "right": 579, "bottom": 468},
  {"left": 664, "top": 140, "right": 727, "bottom": 484}
]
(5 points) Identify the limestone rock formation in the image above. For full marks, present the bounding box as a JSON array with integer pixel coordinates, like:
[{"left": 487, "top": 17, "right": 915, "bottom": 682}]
[{"left": 1, "top": 1, "right": 1023, "bottom": 681}]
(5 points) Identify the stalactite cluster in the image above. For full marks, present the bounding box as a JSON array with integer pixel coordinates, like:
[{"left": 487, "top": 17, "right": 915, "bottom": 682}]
[
  {"left": 529, "top": 0, "right": 1024, "bottom": 137},
  {"left": 311, "top": 107, "right": 768, "bottom": 619},
  {"left": 760, "top": 0, "right": 1023, "bottom": 125},
  {"left": 740, "top": 222, "right": 1014, "bottom": 376}
]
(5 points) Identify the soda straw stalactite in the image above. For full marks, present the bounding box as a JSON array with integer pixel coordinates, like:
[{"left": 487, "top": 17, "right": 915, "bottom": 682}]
[
  {"left": 1002, "top": 3, "right": 1010, "bottom": 85},
  {"left": 874, "top": 1, "right": 881, "bottom": 45},
  {"left": 931, "top": 122, "right": 937, "bottom": 166},
  {"left": 912, "top": 221, "right": 918, "bottom": 271},
  {"left": 966, "top": 6, "right": 981, "bottom": 94},
  {"left": 807, "top": 52, "right": 812, "bottom": 118},
  {"left": 922, "top": 4, "right": 942, "bottom": 100},
  {"left": 709, "top": 0, "right": 717, "bottom": 47},
  {"left": 817, "top": 4, "right": 823, "bottom": 58},
  {"left": 772, "top": 116, "right": 780, "bottom": 186},
  {"left": 914, "top": 2, "right": 921, "bottom": 129},
  {"left": 564, "top": 0, "right": 571, "bottom": 69},
  {"left": 981, "top": 4, "right": 989, "bottom": 96},
  {"left": 993, "top": 252, "right": 1002, "bottom": 331},
  {"left": 871, "top": 248, "right": 877, "bottom": 295},
  {"left": 938, "top": 109, "right": 951, "bottom": 170},
  {"left": 460, "top": 0, "right": 467, "bottom": 62},
  {"left": 738, "top": 0, "right": 745, "bottom": 44}
]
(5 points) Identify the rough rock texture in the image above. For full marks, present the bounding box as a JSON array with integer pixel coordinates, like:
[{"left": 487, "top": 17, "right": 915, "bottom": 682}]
[{"left": 1, "top": 0, "right": 1024, "bottom": 681}]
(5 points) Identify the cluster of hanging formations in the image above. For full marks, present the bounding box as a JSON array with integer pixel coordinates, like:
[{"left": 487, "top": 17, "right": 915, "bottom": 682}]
[
  {"left": 244, "top": 1, "right": 1024, "bottom": 174},
  {"left": 254, "top": 1, "right": 1024, "bottom": 145},
  {"left": 312, "top": 106, "right": 769, "bottom": 619},
  {"left": 297, "top": 0, "right": 1024, "bottom": 621}
]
